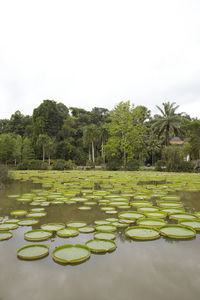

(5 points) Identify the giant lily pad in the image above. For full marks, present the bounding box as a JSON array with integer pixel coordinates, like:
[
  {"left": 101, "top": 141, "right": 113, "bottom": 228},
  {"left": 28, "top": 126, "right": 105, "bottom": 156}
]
[
  {"left": 169, "top": 213, "right": 197, "bottom": 221},
  {"left": 125, "top": 226, "right": 160, "bottom": 240},
  {"left": 57, "top": 228, "right": 79, "bottom": 237},
  {"left": 79, "top": 226, "right": 95, "bottom": 233},
  {"left": 86, "top": 239, "right": 116, "bottom": 253},
  {"left": 10, "top": 210, "right": 27, "bottom": 217},
  {"left": 24, "top": 230, "right": 52, "bottom": 241},
  {"left": 0, "top": 231, "right": 13, "bottom": 241},
  {"left": 0, "top": 223, "right": 18, "bottom": 230},
  {"left": 53, "top": 244, "right": 90, "bottom": 264},
  {"left": 17, "top": 244, "right": 49, "bottom": 260},
  {"left": 118, "top": 211, "right": 144, "bottom": 220},
  {"left": 160, "top": 224, "right": 196, "bottom": 239},
  {"left": 94, "top": 232, "right": 116, "bottom": 240},
  {"left": 18, "top": 219, "right": 39, "bottom": 226},
  {"left": 137, "top": 218, "right": 167, "bottom": 228},
  {"left": 95, "top": 225, "right": 117, "bottom": 232},
  {"left": 41, "top": 223, "right": 65, "bottom": 232},
  {"left": 26, "top": 212, "right": 47, "bottom": 218},
  {"left": 179, "top": 220, "right": 200, "bottom": 231},
  {"left": 66, "top": 221, "right": 87, "bottom": 228}
]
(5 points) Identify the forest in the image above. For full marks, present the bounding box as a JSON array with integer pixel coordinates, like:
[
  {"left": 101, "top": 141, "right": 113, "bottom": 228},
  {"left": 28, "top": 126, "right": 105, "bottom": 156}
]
[{"left": 0, "top": 99, "right": 200, "bottom": 172}]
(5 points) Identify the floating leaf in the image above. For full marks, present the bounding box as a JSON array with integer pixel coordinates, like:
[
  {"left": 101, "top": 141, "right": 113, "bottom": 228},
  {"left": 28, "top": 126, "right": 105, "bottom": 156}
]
[
  {"left": 125, "top": 226, "right": 160, "bottom": 240},
  {"left": 86, "top": 239, "right": 116, "bottom": 253},
  {"left": 53, "top": 244, "right": 90, "bottom": 264},
  {"left": 160, "top": 225, "right": 196, "bottom": 239},
  {"left": 17, "top": 244, "right": 49, "bottom": 260},
  {"left": 24, "top": 230, "right": 52, "bottom": 241}
]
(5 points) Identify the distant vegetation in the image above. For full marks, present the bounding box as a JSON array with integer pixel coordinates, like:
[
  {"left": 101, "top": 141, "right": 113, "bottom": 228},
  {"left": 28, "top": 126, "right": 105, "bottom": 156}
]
[
  {"left": 0, "top": 164, "right": 9, "bottom": 188},
  {"left": 0, "top": 99, "right": 199, "bottom": 172}
]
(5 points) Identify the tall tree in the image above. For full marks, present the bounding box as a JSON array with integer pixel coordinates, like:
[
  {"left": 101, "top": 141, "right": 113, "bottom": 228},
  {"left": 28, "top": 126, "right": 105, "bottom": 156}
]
[
  {"left": 37, "top": 134, "right": 50, "bottom": 162},
  {"left": 152, "top": 102, "right": 183, "bottom": 146}
]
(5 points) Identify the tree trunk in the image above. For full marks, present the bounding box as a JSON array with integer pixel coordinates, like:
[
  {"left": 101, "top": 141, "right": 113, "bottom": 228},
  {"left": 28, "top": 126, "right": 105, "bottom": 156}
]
[
  {"left": 48, "top": 155, "right": 51, "bottom": 165},
  {"left": 101, "top": 140, "right": 105, "bottom": 163},
  {"left": 123, "top": 146, "right": 126, "bottom": 169},
  {"left": 166, "top": 123, "right": 170, "bottom": 146},
  {"left": 89, "top": 145, "right": 91, "bottom": 161},
  {"left": 43, "top": 145, "right": 45, "bottom": 162},
  {"left": 92, "top": 140, "right": 95, "bottom": 163}
]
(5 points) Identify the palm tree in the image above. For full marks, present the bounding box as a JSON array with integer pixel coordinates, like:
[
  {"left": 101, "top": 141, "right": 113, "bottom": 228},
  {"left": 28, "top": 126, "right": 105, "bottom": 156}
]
[{"left": 152, "top": 102, "right": 183, "bottom": 146}]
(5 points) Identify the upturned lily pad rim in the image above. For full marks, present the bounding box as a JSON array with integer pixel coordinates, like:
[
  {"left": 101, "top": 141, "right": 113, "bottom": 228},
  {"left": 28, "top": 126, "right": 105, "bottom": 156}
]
[
  {"left": 24, "top": 229, "right": 53, "bottom": 241},
  {"left": 95, "top": 224, "right": 117, "bottom": 232},
  {"left": 10, "top": 210, "right": 27, "bottom": 216},
  {"left": 94, "top": 232, "right": 116, "bottom": 240},
  {"left": 18, "top": 219, "right": 39, "bottom": 226},
  {"left": 56, "top": 227, "right": 79, "bottom": 237},
  {"left": 125, "top": 226, "right": 160, "bottom": 240},
  {"left": 137, "top": 218, "right": 167, "bottom": 228},
  {"left": 52, "top": 244, "right": 91, "bottom": 264},
  {"left": 0, "top": 223, "right": 18, "bottom": 230},
  {"left": 66, "top": 221, "right": 87, "bottom": 228},
  {"left": 118, "top": 211, "right": 145, "bottom": 220},
  {"left": 159, "top": 224, "right": 196, "bottom": 238},
  {"left": 179, "top": 220, "right": 200, "bottom": 230},
  {"left": 41, "top": 223, "right": 65, "bottom": 232},
  {"left": 169, "top": 212, "right": 197, "bottom": 220},
  {"left": 17, "top": 244, "right": 49, "bottom": 260},
  {"left": 0, "top": 231, "right": 13, "bottom": 241},
  {"left": 78, "top": 226, "right": 95, "bottom": 233},
  {"left": 86, "top": 239, "right": 117, "bottom": 253}
]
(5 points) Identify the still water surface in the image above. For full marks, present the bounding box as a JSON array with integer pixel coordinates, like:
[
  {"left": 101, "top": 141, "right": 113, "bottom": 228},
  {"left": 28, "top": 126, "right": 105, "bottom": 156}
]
[{"left": 0, "top": 181, "right": 200, "bottom": 300}]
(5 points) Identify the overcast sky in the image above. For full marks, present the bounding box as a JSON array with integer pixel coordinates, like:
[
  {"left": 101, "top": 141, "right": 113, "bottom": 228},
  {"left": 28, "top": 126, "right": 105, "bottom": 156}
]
[{"left": 0, "top": 0, "right": 200, "bottom": 119}]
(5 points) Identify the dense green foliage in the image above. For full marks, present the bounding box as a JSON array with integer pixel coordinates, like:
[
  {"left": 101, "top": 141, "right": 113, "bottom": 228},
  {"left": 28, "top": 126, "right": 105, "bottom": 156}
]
[{"left": 0, "top": 99, "right": 199, "bottom": 171}]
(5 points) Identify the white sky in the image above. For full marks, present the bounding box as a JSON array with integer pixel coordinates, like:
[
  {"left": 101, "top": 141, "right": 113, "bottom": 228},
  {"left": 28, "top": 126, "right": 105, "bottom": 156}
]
[{"left": 0, "top": 0, "right": 200, "bottom": 119}]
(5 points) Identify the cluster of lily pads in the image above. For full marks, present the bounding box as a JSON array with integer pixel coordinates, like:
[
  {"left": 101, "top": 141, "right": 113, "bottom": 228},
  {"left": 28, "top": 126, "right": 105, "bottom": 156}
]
[{"left": 0, "top": 170, "right": 200, "bottom": 264}]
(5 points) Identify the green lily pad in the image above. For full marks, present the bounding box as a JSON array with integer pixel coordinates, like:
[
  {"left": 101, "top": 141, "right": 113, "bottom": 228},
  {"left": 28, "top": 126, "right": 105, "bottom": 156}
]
[
  {"left": 94, "top": 220, "right": 111, "bottom": 225},
  {"left": 10, "top": 210, "right": 27, "bottom": 217},
  {"left": 18, "top": 219, "right": 39, "bottom": 226},
  {"left": 118, "top": 211, "right": 144, "bottom": 220},
  {"left": 144, "top": 211, "right": 167, "bottom": 219},
  {"left": 0, "top": 223, "right": 18, "bottom": 230},
  {"left": 94, "top": 232, "right": 116, "bottom": 240},
  {"left": 79, "top": 226, "right": 95, "bottom": 233},
  {"left": 24, "top": 230, "right": 52, "bottom": 241},
  {"left": 137, "top": 218, "right": 167, "bottom": 228},
  {"left": 138, "top": 207, "right": 159, "bottom": 213},
  {"left": 4, "top": 219, "right": 19, "bottom": 224},
  {"left": 41, "top": 223, "right": 65, "bottom": 232},
  {"left": 78, "top": 206, "right": 92, "bottom": 210},
  {"left": 169, "top": 213, "right": 197, "bottom": 221},
  {"left": 53, "top": 244, "right": 90, "bottom": 264},
  {"left": 66, "top": 221, "right": 87, "bottom": 228},
  {"left": 0, "top": 231, "right": 13, "bottom": 241},
  {"left": 130, "top": 201, "right": 153, "bottom": 207},
  {"left": 125, "top": 226, "right": 160, "bottom": 240},
  {"left": 57, "top": 228, "right": 79, "bottom": 237},
  {"left": 179, "top": 220, "right": 200, "bottom": 231},
  {"left": 160, "top": 225, "right": 196, "bottom": 238},
  {"left": 17, "top": 244, "right": 49, "bottom": 260},
  {"left": 95, "top": 225, "right": 117, "bottom": 232},
  {"left": 157, "top": 201, "right": 183, "bottom": 208},
  {"left": 86, "top": 239, "right": 116, "bottom": 253},
  {"left": 161, "top": 208, "right": 185, "bottom": 215},
  {"left": 26, "top": 212, "right": 47, "bottom": 218}
]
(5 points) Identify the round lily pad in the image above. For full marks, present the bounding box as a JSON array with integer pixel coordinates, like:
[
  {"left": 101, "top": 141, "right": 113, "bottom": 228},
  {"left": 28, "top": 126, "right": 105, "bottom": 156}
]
[
  {"left": 0, "top": 223, "right": 18, "bottom": 230},
  {"left": 66, "top": 221, "right": 87, "bottom": 228},
  {"left": 118, "top": 211, "right": 144, "bottom": 220},
  {"left": 79, "top": 226, "right": 95, "bottom": 233},
  {"left": 30, "top": 208, "right": 45, "bottom": 212},
  {"left": 125, "top": 226, "right": 160, "bottom": 240},
  {"left": 157, "top": 201, "right": 183, "bottom": 208},
  {"left": 161, "top": 208, "right": 185, "bottom": 215},
  {"left": 57, "top": 228, "right": 79, "bottom": 237},
  {"left": 179, "top": 220, "right": 200, "bottom": 231},
  {"left": 86, "top": 239, "right": 116, "bottom": 253},
  {"left": 18, "top": 219, "right": 39, "bottom": 226},
  {"left": 24, "top": 230, "right": 52, "bottom": 241},
  {"left": 78, "top": 206, "right": 92, "bottom": 210},
  {"left": 17, "top": 244, "right": 49, "bottom": 260},
  {"left": 53, "top": 244, "right": 90, "bottom": 264},
  {"left": 4, "top": 219, "right": 19, "bottom": 224},
  {"left": 26, "top": 212, "right": 47, "bottom": 218},
  {"left": 0, "top": 231, "right": 13, "bottom": 241},
  {"left": 138, "top": 207, "right": 159, "bottom": 213},
  {"left": 95, "top": 225, "right": 117, "bottom": 232},
  {"left": 160, "top": 225, "right": 196, "bottom": 239},
  {"left": 94, "top": 232, "right": 116, "bottom": 240},
  {"left": 41, "top": 223, "right": 65, "bottom": 232},
  {"left": 10, "top": 210, "right": 27, "bottom": 217},
  {"left": 169, "top": 213, "right": 197, "bottom": 221},
  {"left": 144, "top": 211, "right": 167, "bottom": 219},
  {"left": 137, "top": 218, "right": 167, "bottom": 228},
  {"left": 94, "top": 220, "right": 110, "bottom": 225}
]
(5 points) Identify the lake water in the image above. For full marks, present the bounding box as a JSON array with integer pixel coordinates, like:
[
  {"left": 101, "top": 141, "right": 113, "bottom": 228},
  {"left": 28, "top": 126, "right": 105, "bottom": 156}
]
[{"left": 0, "top": 178, "right": 200, "bottom": 300}]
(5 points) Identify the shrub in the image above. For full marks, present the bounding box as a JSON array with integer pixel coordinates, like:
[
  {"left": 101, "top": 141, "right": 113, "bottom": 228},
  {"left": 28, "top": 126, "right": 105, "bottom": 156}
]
[
  {"left": 106, "top": 159, "right": 121, "bottom": 170},
  {"left": 52, "top": 159, "right": 67, "bottom": 170},
  {"left": 17, "top": 160, "right": 48, "bottom": 170},
  {"left": 155, "top": 160, "right": 166, "bottom": 171},
  {"left": 126, "top": 159, "right": 140, "bottom": 171}
]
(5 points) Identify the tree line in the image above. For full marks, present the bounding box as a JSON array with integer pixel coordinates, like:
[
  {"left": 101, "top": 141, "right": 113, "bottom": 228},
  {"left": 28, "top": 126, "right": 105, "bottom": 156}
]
[{"left": 0, "top": 99, "right": 199, "bottom": 171}]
